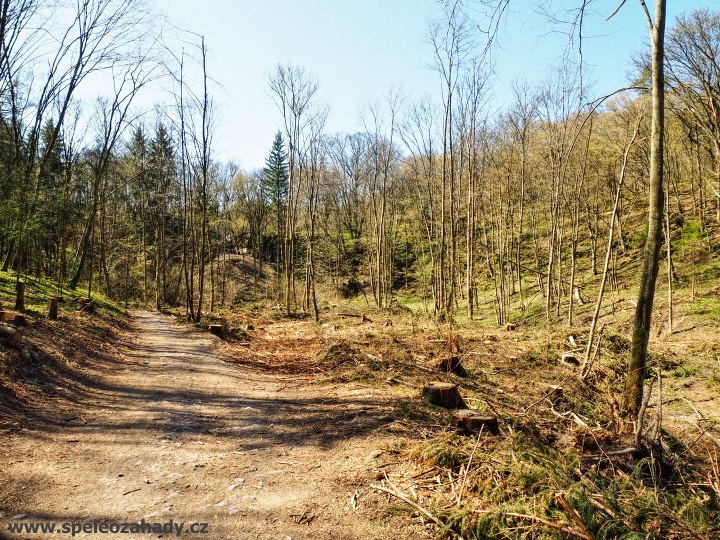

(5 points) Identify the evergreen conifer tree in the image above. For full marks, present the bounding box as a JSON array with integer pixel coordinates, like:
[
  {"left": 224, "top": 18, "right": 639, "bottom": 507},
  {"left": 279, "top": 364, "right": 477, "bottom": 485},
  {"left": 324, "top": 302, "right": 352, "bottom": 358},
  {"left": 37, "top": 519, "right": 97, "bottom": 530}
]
[{"left": 262, "top": 131, "right": 288, "bottom": 273}]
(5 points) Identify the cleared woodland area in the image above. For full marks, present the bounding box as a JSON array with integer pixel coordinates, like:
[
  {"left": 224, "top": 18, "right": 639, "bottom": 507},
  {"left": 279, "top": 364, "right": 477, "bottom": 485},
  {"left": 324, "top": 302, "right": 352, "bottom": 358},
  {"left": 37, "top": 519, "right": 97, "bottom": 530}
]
[{"left": 2, "top": 1, "right": 720, "bottom": 539}]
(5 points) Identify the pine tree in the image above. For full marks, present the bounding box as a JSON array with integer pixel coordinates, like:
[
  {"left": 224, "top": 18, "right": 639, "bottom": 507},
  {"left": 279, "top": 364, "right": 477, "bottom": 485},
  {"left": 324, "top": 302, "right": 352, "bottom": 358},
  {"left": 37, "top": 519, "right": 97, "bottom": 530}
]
[
  {"left": 149, "top": 123, "right": 175, "bottom": 309},
  {"left": 262, "top": 131, "right": 288, "bottom": 275}
]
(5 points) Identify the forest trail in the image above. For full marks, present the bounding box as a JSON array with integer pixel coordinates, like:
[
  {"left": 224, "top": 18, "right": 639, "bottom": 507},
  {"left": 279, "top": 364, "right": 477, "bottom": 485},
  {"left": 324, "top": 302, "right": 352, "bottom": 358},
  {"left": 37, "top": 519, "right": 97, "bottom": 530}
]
[{"left": 0, "top": 311, "right": 419, "bottom": 540}]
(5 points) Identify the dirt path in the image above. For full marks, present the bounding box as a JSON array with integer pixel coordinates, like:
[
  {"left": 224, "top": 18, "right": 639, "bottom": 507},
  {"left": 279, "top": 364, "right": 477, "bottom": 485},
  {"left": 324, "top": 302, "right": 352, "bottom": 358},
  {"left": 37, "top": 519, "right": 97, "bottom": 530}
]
[{"left": 0, "top": 311, "right": 422, "bottom": 539}]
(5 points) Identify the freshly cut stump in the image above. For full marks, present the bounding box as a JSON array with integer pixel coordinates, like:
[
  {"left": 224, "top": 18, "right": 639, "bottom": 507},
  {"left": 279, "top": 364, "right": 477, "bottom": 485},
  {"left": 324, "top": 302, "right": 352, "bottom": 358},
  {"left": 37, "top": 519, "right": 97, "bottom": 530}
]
[
  {"left": 422, "top": 382, "right": 467, "bottom": 409},
  {"left": 560, "top": 353, "right": 579, "bottom": 367},
  {"left": 79, "top": 298, "right": 96, "bottom": 313},
  {"left": 437, "top": 355, "right": 468, "bottom": 377},
  {"left": 1, "top": 311, "right": 26, "bottom": 326},
  {"left": 545, "top": 385, "right": 564, "bottom": 402},
  {"left": 209, "top": 324, "right": 224, "bottom": 339},
  {"left": 452, "top": 409, "right": 499, "bottom": 435}
]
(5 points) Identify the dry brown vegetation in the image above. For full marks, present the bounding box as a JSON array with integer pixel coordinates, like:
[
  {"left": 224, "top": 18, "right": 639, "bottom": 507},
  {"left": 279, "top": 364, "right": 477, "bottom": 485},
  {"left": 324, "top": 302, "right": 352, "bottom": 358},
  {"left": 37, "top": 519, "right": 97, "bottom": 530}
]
[
  {"left": 178, "top": 284, "right": 720, "bottom": 539},
  {"left": 1, "top": 257, "right": 720, "bottom": 539}
]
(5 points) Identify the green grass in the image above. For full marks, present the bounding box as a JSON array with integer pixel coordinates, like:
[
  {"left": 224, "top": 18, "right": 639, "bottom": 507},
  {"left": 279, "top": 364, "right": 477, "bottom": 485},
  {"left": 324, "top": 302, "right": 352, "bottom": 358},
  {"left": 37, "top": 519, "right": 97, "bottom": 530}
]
[
  {"left": 685, "top": 295, "right": 720, "bottom": 318},
  {"left": 671, "top": 365, "right": 699, "bottom": 378},
  {"left": 0, "top": 270, "right": 125, "bottom": 316}
]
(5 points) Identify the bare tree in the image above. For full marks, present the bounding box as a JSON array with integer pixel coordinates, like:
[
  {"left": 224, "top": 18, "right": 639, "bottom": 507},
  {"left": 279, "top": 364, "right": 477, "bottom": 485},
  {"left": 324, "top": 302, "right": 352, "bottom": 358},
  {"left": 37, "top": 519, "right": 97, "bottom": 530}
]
[
  {"left": 664, "top": 8, "right": 720, "bottom": 223},
  {"left": 300, "top": 107, "right": 328, "bottom": 321},
  {"left": 267, "top": 62, "right": 320, "bottom": 316},
  {"left": 0, "top": 0, "right": 152, "bottom": 292},
  {"left": 69, "top": 57, "right": 156, "bottom": 293},
  {"left": 623, "top": 0, "right": 667, "bottom": 420},
  {"left": 582, "top": 103, "right": 646, "bottom": 378},
  {"left": 362, "top": 91, "right": 402, "bottom": 309}
]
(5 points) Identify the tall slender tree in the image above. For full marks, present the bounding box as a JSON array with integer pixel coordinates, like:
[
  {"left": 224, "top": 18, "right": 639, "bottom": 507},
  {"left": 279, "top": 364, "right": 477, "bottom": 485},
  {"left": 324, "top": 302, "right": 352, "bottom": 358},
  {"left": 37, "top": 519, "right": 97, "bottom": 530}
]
[
  {"left": 624, "top": 0, "right": 667, "bottom": 420},
  {"left": 261, "top": 130, "right": 288, "bottom": 291}
]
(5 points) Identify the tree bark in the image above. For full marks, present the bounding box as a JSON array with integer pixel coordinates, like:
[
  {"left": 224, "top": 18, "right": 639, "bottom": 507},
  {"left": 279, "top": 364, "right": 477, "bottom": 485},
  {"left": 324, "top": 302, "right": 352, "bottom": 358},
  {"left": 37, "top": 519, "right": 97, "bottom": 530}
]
[
  {"left": 14, "top": 281, "right": 24, "bottom": 312},
  {"left": 422, "top": 382, "right": 467, "bottom": 409},
  {"left": 48, "top": 297, "right": 59, "bottom": 320},
  {"left": 623, "top": 0, "right": 666, "bottom": 419}
]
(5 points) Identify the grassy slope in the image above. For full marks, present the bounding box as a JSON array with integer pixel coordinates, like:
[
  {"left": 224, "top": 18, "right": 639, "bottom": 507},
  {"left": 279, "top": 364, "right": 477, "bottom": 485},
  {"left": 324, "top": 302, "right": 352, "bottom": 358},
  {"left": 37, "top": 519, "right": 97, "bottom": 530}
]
[{"left": 0, "top": 270, "right": 129, "bottom": 430}]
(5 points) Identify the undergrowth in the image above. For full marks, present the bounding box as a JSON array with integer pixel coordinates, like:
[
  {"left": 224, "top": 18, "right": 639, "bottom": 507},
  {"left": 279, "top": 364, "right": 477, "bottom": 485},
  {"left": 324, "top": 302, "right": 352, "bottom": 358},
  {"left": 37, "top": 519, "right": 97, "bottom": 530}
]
[{"left": 396, "top": 419, "right": 720, "bottom": 540}]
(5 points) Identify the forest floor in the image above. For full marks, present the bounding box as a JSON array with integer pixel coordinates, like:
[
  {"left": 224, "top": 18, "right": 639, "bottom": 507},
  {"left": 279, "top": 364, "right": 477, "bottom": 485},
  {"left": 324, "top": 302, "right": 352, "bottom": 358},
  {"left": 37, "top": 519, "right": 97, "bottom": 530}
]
[
  {"left": 1, "top": 298, "right": 720, "bottom": 539},
  {"left": 0, "top": 310, "right": 429, "bottom": 540}
]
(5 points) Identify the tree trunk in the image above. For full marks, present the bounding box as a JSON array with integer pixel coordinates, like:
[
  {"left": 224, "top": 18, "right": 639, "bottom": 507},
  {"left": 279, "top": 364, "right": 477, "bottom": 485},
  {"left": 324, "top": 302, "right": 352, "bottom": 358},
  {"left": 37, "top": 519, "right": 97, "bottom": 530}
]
[
  {"left": 624, "top": 0, "right": 666, "bottom": 420},
  {"left": 14, "top": 281, "right": 25, "bottom": 312},
  {"left": 48, "top": 297, "right": 59, "bottom": 320},
  {"left": 422, "top": 382, "right": 467, "bottom": 409}
]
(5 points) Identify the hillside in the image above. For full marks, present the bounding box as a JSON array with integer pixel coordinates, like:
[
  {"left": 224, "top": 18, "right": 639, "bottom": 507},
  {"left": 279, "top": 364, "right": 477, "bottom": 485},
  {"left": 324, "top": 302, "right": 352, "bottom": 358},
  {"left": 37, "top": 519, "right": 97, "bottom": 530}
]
[{"left": 2, "top": 242, "right": 719, "bottom": 539}]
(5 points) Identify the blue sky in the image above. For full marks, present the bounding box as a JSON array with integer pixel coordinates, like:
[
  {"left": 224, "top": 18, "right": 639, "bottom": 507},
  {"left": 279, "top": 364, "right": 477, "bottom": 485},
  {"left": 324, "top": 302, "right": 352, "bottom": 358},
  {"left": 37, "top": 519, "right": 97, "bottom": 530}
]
[{"left": 157, "top": 0, "right": 714, "bottom": 171}]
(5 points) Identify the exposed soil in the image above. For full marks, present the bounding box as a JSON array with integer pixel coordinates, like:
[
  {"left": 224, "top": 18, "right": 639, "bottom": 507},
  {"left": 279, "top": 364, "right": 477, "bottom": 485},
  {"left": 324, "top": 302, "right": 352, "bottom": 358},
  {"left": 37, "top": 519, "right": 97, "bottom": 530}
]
[
  {"left": 0, "top": 310, "right": 427, "bottom": 540},
  {"left": 1, "top": 302, "right": 719, "bottom": 540}
]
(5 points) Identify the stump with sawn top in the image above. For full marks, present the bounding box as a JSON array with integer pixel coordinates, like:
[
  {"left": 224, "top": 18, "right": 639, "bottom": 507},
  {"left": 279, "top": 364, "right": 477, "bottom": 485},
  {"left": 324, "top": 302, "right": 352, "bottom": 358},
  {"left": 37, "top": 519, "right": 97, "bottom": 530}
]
[
  {"left": 452, "top": 409, "right": 499, "bottom": 435},
  {"left": 422, "top": 381, "right": 467, "bottom": 409}
]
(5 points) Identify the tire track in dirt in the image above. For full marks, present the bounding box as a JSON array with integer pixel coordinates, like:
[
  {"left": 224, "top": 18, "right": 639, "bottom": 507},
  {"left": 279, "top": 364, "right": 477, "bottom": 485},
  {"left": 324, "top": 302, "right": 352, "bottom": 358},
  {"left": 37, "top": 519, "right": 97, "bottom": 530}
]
[{"left": 0, "top": 310, "right": 421, "bottom": 539}]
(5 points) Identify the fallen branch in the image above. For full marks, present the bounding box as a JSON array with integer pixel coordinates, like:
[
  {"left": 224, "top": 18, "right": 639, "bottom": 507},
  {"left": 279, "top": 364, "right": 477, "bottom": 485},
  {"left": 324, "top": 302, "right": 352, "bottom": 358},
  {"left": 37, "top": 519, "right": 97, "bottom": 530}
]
[
  {"left": 554, "top": 492, "right": 593, "bottom": 540},
  {"left": 457, "top": 432, "right": 483, "bottom": 504},
  {"left": 371, "top": 476, "right": 464, "bottom": 540},
  {"left": 474, "top": 509, "right": 592, "bottom": 540},
  {"left": 337, "top": 312, "right": 372, "bottom": 322},
  {"left": 583, "top": 447, "right": 638, "bottom": 459},
  {"left": 386, "top": 377, "right": 421, "bottom": 389},
  {"left": 549, "top": 403, "right": 590, "bottom": 429},
  {"left": 603, "top": 447, "right": 638, "bottom": 456},
  {"left": 679, "top": 420, "right": 720, "bottom": 450},
  {"left": 679, "top": 399, "right": 720, "bottom": 450},
  {"left": 370, "top": 482, "right": 440, "bottom": 525}
]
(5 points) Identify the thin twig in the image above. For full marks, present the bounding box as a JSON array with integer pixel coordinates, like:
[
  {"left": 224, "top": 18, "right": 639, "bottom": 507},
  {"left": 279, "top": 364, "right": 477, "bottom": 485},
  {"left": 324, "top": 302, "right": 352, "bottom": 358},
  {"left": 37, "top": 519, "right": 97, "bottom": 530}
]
[
  {"left": 606, "top": 0, "right": 627, "bottom": 21},
  {"left": 549, "top": 402, "right": 590, "bottom": 429},
  {"left": 457, "top": 432, "right": 482, "bottom": 504},
  {"left": 370, "top": 476, "right": 465, "bottom": 540}
]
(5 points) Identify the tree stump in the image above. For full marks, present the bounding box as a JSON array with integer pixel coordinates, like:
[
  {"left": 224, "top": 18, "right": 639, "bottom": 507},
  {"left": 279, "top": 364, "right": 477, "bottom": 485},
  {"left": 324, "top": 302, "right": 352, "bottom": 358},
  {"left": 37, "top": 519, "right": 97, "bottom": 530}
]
[
  {"left": 209, "top": 324, "right": 224, "bottom": 339},
  {"left": 545, "top": 385, "right": 564, "bottom": 403},
  {"left": 48, "top": 297, "right": 59, "bottom": 320},
  {"left": 437, "top": 355, "right": 468, "bottom": 377},
  {"left": 15, "top": 281, "right": 25, "bottom": 312},
  {"left": 1, "top": 311, "right": 26, "bottom": 326},
  {"left": 560, "top": 354, "right": 579, "bottom": 367},
  {"left": 452, "top": 409, "right": 499, "bottom": 435},
  {"left": 422, "top": 382, "right": 467, "bottom": 409},
  {"left": 78, "top": 298, "right": 95, "bottom": 313},
  {"left": 0, "top": 325, "right": 21, "bottom": 347}
]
